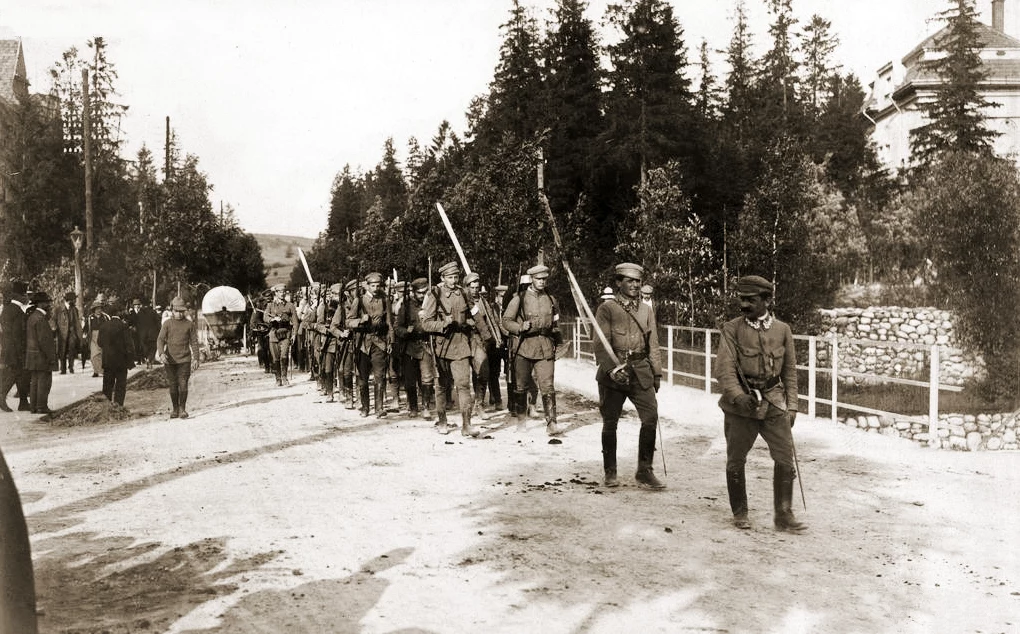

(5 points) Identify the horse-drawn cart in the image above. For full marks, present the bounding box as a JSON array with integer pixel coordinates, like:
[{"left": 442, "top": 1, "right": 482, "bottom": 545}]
[{"left": 200, "top": 286, "right": 248, "bottom": 355}]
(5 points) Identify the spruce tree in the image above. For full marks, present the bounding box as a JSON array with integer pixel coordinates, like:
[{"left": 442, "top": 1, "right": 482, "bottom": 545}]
[{"left": 910, "top": 0, "right": 1000, "bottom": 167}]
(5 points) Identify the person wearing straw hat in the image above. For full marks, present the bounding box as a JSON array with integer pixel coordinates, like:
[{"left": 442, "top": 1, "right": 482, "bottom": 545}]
[
  {"left": 595, "top": 263, "right": 665, "bottom": 489},
  {"left": 714, "top": 275, "right": 804, "bottom": 533}
]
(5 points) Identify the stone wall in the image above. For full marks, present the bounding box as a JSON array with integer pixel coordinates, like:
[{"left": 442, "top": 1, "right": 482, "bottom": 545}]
[
  {"left": 838, "top": 412, "right": 1019, "bottom": 451},
  {"left": 817, "top": 307, "right": 985, "bottom": 387}
]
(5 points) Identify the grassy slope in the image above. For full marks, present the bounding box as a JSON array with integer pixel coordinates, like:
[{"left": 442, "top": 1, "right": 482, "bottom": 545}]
[{"left": 253, "top": 234, "right": 316, "bottom": 288}]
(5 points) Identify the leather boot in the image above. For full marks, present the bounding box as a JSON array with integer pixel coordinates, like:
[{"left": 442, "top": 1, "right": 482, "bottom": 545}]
[
  {"left": 179, "top": 390, "right": 190, "bottom": 419},
  {"left": 527, "top": 390, "right": 538, "bottom": 417},
  {"left": 375, "top": 381, "right": 387, "bottom": 418},
  {"left": 274, "top": 361, "right": 282, "bottom": 386},
  {"left": 602, "top": 431, "right": 618, "bottom": 487},
  {"left": 509, "top": 390, "right": 525, "bottom": 418},
  {"left": 435, "top": 383, "right": 452, "bottom": 433},
  {"left": 280, "top": 359, "right": 290, "bottom": 386},
  {"left": 421, "top": 384, "right": 434, "bottom": 421},
  {"left": 461, "top": 409, "right": 480, "bottom": 438},
  {"left": 344, "top": 377, "right": 356, "bottom": 409},
  {"left": 727, "top": 467, "right": 751, "bottom": 528},
  {"left": 358, "top": 381, "right": 370, "bottom": 416},
  {"left": 774, "top": 464, "right": 807, "bottom": 533},
  {"left": 544, "top": 393, "right": 566, "bottom": 436},
  {"left": 18, "top": 397, "right": 31, "bottom": 412},
  {"left": 635, "top": 426, "right": 666, "bottom": 489}
]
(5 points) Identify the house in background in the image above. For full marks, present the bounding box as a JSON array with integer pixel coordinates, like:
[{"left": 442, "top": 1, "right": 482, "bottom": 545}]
[{"left": 864, "top": 0, "right": 1020, "bottom": 170}]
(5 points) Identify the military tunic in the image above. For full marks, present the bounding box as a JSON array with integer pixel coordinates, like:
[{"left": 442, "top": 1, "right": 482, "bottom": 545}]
[
  {"left": 594, "top": 296, "right": 661, "bottom": 433},
  {"left": 501, "top": 287, "right": 558, "bottom": 395}
]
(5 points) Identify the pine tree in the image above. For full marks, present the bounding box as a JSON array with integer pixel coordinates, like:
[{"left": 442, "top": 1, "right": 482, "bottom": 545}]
[
  {"left": 798, "top": 14, "right": 840, "bottom": 120},
  {"left": 910, "top": 0, "right": 1000, "bottom": 167}
]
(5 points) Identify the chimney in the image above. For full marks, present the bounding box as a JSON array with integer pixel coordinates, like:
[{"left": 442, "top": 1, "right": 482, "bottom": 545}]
[{"left": 993, "top": 0, "right": 1005, "bottom": 32}]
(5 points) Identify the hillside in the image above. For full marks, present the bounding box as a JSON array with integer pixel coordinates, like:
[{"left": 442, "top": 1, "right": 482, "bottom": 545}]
[{"left": 253, "top": 233, "right": 317, "bottom": 288}]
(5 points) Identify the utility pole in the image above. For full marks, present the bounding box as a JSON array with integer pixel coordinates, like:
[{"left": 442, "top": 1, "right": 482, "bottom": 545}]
[
  {"left": 82, "top": 68, "right": 93, "bottom": 251},
  {"left": 164, "top": 116, "right": 171, "bottom": 180}
]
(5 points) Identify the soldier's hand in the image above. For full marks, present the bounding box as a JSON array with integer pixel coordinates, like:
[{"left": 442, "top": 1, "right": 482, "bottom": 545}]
[
  {"left": 653, "top": 376, "right": 661, "bottom": 392},
  {"left": 465, "top": 318, "right": 475, "bottom": 328},
  {"left": 734, "top": 394, "right": 757, "bottom": 414},
  {"left": 609, "top": 365, "right": 629, "bottom": 385},
  {"left": 521, "top": 320, "right": 532, "bottom": 332},
  {"left": 788, "top": 410, "right": 797, "bottom": 428}
]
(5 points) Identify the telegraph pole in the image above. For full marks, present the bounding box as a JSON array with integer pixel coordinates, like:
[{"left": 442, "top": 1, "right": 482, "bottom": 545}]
[{"left": 82, "top": 68, "right": 93, "bottom": 251}]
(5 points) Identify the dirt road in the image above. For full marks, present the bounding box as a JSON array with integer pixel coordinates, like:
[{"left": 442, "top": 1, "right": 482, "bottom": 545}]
[{"left": 1, "top": 355, "right": 1017, "bottom": 633}]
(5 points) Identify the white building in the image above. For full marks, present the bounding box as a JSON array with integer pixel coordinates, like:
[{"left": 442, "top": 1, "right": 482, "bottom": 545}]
[{"left": 864, "top": 0, "right": 1020, "bottom": 169}]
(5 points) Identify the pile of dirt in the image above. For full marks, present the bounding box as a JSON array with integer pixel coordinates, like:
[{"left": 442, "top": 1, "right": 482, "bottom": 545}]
[
  {"left": 41, "top": 393, "right": 137, "bottom": 427},
  {"left": 126, "top": 368, "right": 170, "bottom": 390}
]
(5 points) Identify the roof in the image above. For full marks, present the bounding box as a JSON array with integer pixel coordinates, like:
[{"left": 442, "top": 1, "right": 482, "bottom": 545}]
[
  {"left": 0, "top": 39, "right": 28, "bottom": 104},
  {"left": 903, "top": 21, "right": 1020, "bottom": 65}
]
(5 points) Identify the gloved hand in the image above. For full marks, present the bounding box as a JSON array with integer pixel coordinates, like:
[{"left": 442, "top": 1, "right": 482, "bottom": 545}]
[
  {"left": 734, "top": 394, "right": 757, "bottom": 414},
  {"left": 788, "top": 410, "right": 797, "bottom": 428},
  {"left": 653, "top": 376, "right": 661, "bottom": 392}
]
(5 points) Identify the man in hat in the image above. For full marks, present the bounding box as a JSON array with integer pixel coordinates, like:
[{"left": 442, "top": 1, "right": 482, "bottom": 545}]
[
  {"left": 462, "top": 272, "right": 496, "bottom": 416},
  {"left": 24, "top": 291, "right": 57, "bottom": 414},
  {"left": 157, "top": 296, "right": 200, "bottom": 418},
  {"left": 346, "top": 272, "right": 392, "bottom": 417},
  {"left": 52, "top": 291, "right": 82, "bottom": 374},
  {"left": 0, "top": 281, "right": 32, "bottom": 412},
  {"left": 98, "top": 301, "right": 135, "bottom": 406},
  {"left": 502, "top": 264, "right": 565, "bottom": 436},
  {"left": 595, "top": 263, "right": 665, "bottom": 489},
  {"left": 394, "top": 277, "right": 435, "bottom": 420},
  {"left": 262, "top": 284, "right": 299, "bottom": 386},
  {"left": 714, "top": 275, "right": 804, "bottom": 533},
  {"left": 84, "top": 299, "right": 110, "bottom": 377},
  {"left": 421, "top": 262, "right": 480, "bottom": 437},
  {"left": 133, "top": 299, "right": 162, "bottom": 369}
]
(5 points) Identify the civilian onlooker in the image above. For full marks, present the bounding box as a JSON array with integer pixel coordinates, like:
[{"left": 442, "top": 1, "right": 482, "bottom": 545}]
[
  {"left": 25, "top": 291, "right": 57, "bottom": 414},
  {"left": 52, "top": 291, "right": 82, "bottom": 375},
  {"left": 156, "top": 297, "right": 200, "bottom": 419},
  {"left": 84, "top": 299, "right": 110, "bottom": 377},
  {"left": 0, "top": 281, "right": 31, "bottom": 412},
  {"left": 98, "top": 301, "right": 135, "bottom": 406}
]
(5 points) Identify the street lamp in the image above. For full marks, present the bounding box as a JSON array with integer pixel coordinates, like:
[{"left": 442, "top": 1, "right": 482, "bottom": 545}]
[{"left": 70, "top": 225, "right": 84, "bottom": 320}]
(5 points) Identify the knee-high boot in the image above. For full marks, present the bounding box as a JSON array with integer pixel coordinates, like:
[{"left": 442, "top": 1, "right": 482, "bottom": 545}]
[
  {"left": 434, "top": 383, "right": 452, "bottom": 432},
  {"left": 727, "top": 467, "right": 750, "bottom": 528},
  {"left": 635, "top": 425, "right": 665, "bottom": 489},
  {"left": 273, "top": 361, "right": 282, "bottom": 386},
  {"left": 459, "top": 387, "right": 478, "bottom": 437},
  {"left": 358, "top": 380, "right": 370, "bottom": 416},
  {"left": 602, "top": 431, "right": 618, "bottom": 487},
  {"left": 420, "top": 384, "right": 434, "bottom": 421},
  {"left": 544, "top": 393, "right": 566, "bottom": 436},
  {"left": 280, "top": 358, "right": 290, "bottom": 386},
  {"left": 774, "top": 464, "right": 807, "bottom": 533},
  {"left": 344, "top": 375, "right": 356, "bottom": 409},
  {"left": 375, "top": 380, "right": 387, "bottom": 418}
]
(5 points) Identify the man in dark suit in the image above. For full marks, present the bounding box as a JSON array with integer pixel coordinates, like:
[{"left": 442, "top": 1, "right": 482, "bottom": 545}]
[
  {"left": 52, "top": 292, "right": 82, "bottom": 375},
  {"left": 0, "top": 281, "right": 31, "bottom": 412},
  {"left": 134, "top": 300, "right": 162, "bottom": 369},
  {"left": 25, "top": 291, "right": 57, "bottom": 414},
  {"left": 98, "top": 302, "right": 135, "bottom": 406}
]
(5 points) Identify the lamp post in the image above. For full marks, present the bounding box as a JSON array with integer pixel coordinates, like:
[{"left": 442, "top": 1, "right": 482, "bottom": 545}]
[{"left": 70, "top": 226, "right": 84, "bottom": 320}]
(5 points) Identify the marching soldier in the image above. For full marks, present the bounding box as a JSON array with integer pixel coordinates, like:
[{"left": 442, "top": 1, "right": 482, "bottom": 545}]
[
  {"left": 488, "top": 284, "right": 509, "bottom": 411},
  {"left": 595, "top": 263, "right": 665, "bottom": 489},
  {"left": 394, "top": 277, "right": 436, "bottom": 420},
  {"left": 421, "top": 261, "right": 479, "bottom": 437},
  {"left": 335, "top": 279, "right": 360, "bottom": 409},
  {"left": 462, "top": 272, "right": 495, "bottom": 417},
  {"left": 715, "top": 275, "right": 804, "bottom": 533},
  {"left": 262, "top": 284, "right": 298, "bottom": 386},
  {"left": 502, "top": 264, "right": 564, "bottom": 436},
  {"left": 346, "top": 272, "right": 392, "bottom": 417},
  {"left": 315, "top": 283, "right": 344, "bottom": 402}
]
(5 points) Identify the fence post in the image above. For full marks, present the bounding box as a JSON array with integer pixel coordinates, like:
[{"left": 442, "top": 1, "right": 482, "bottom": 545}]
[
  {"left": 667, "top": 326, "right": 674, "bottom": 386},
  {"left": 831, "top": 335, "right": 839, "bottom": 425},
  {"left": 574, "top": 317, "right": 581, "bottom": 361},
  {"left": 808, "top": 336, "right": 817, "bottom": 419},
  {"left": 929, "top": 344, "right": 940, "bottom": 448},
  {"left": 704, "top": 328, "right": 712, "bottom": 393}
]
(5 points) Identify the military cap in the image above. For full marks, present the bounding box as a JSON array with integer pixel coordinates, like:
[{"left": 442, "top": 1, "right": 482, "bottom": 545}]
[
  {"left": 345, "top": 279, "right": 359, "bottom": 291},
  {"left": 329, "top": 283, "right": 342, "bottom": 294},
  {"left": 526, "top": 264, "right": 549, "bottom": 279},
  {"left": 392, "top": 280, "right": 408, "bottom": 293},
  {"left": 735, "top": 275, "right": 773, "bottom": 296},
  {"left": 30, "top": 291, "right": 52, "bottom": 304},
  {"left": 614, "top": 262, "right": 644, "bottom": 280},
  {"left": 411, "top": 277, "right": 429, "bottom": 291},
  {"left": 463, "top": 272, "right": 480, "bottom": 285},
  {"left": 270, "top": 283, "right": 286, "bottom": 292},
  {"left": 132, "top": 298, "right": 143, "bottom": 306},
  {"left": 640, "top": 285, "right": 654, "bottom": 295},
  {"left": 7, "top": 280, "right": 28, "bottom": 295},
  {"left": 494, "top": 284, "right": 508, "bottom": 292},
  {"left": 438, "top": 261, "right": 461, "bottom": 277},
  {"left": 364, "top": 271, "right": 384, "bottom": 284},
  {"left": 90, "top": 299, "right": 105, "bottom": 310},
  {"left": 170, "top": 296, "right": 188, "bottom": 310},
  {"left": 64, "top": 291, "right": 77, "bottom": 302}
]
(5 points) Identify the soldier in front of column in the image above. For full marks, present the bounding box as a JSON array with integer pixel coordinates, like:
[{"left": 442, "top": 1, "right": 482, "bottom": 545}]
[
  {"left": 394, "top": 277, "right": 435, "bottom": 420},
  {"left": 346, "top": 272, "right": 392, "bottom": 417},
  {"left": 263, "top": 284, "right": 298, "bottom": 386},
  {"left": 421, "top": 262, "right": 479, "bottom": 437},
  {"left": 594, "top": 263, "right": 665, "bottom": 489},
  {"left": 502, "top": 264, "right": 565, "bottom": 436},
  {"left": 715, "top": 275, "right": 805, "bottom": 533}
]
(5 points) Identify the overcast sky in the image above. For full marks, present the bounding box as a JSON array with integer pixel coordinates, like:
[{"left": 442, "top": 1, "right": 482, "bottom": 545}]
[{"left": 2, "top": 0, "right": 1013, "bottom": 239}]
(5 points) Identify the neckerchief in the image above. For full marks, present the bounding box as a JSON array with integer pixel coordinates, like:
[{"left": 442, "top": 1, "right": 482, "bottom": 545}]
[
  {"left": 744, "top": 312, "right": 773, "bottom": 331},
  {"left": 616, "top": 295, "right": 639, "bottom": 313}
]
